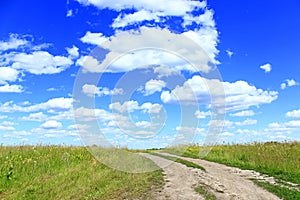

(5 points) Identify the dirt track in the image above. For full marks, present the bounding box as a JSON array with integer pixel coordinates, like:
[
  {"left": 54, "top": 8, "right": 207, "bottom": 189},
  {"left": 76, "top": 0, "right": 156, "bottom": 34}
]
[{"left": 140, "top": 153, "right": 281, "bottom": 200}]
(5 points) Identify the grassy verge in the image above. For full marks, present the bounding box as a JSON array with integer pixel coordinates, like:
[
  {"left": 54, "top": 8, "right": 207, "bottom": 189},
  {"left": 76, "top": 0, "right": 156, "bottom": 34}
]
[
  {"left": 0, "top": 146, "right": 163, "bottom": 200},
  {"left": 194, "top": 186, "right": 217, "bottom": 200},
  {"left": 252, "top": 180, "right": 300, "bottom": 200},
  {"left": 149, "top": 152, "right": 205, "bottom": 171}
]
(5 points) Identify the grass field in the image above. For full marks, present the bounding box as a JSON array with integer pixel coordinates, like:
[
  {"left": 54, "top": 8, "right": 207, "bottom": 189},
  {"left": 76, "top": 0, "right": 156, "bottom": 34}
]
[
  {"left": 0, "top": 146, "right": 163, "bottom": 200},
  {"left": 163, "top": 141, "right": 300, "bottom": 200}
]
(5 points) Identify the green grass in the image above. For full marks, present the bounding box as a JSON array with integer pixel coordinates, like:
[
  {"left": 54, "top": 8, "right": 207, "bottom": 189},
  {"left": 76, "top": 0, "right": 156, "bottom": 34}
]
[
  {"left": 252, "top": 180, "right": 300, "bottom": 200},
  {"left": 149, "top": 152, "right": 205, "bottom": 171},
  {"left": 194, "top": 186, "right": 217, "bottom": 200},
  {"left": 0, "top": 145, "right": 163, "bottom": 200}
]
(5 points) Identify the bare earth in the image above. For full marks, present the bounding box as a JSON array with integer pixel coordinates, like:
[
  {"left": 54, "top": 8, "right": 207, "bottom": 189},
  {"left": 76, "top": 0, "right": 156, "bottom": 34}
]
[{"left": 140, "top": 153, "right": 281, "bottom": 200}]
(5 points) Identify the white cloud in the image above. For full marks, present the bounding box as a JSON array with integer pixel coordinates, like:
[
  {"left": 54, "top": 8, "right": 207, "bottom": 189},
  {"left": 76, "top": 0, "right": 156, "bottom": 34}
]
[
  {"left": 76, "top": 0, "right": 206, "bottom": 16},
  {"left": 0, "top": 97, "right": 73, "bottom": 113},
  {"left": 236, "top": 129, "right": 250, "bottom": 134},
  {"left": 112, "top": 9, "right": 160, "bottom": 28},
  {"left": 287, "top": 79, "right": 299, "bottom": 87},
  {"left": 182, "top": 9, "right": 215, "bottom": 27},
  {"left": 230, "top": 110, "right": 255, "bottom": 117},
  {"left": 22, "top": 112, "right": 48, "bottom": 122},
  {"left": 226, "top": 49, "right": 234, "bottom": 58},
  {"left": 266, "top": 120, "right": 300, "bottom": 133},
  {"left": 0, "top": 125, "right": 15, "bottom": 131},
  {"left": 286, "top": 109, "right": 300, "bottom": 118},
  {"left": 285, "top": 120, "right": 300, "bottom": 127},
  {"left": 281, "top": 79, "right": 299, "bottom": 90},
  {"left": 68, "top": 124, "right": 90, "bottom": 130},
  {"left": 280, "top": 83, "right": 287, "bottom": 90},
  {"left": 144, "top": 79, "right": 166, "bottom": 96},
  {"left": 2, "top": 121, "right": 16, "bottom": 126},
  {"left": 194, "top": 110, "right": 211, "bottom": 119},
  {"left": 0, "top": 67, "right": 20, "bottom": 84},
  {"left": 66, "top": 9, "right": 73, "bottom": 17},
  {"left": 66, "top": 45, "right": 79, "bottom": 58},
  {"left": 154, "top": 65, "right": 180, "bottom": 78},
  {"left": 260, "top": 63, "right": 272, "bottom": 73},
  {"left": 0, "top": 84, "right": 23, "bottom": 93},
  {"left": 76, "top": 27, "right": 215, "bottom": 73},
  {"left": 0, "top": 34, "right": 28, "bottom": 51},
  {"left": 135, "top": 121, "right": 151, "bottom": 128},
  {"left": 11, "top": 51, "right": 73, "bottom": 75},
  {"left": 235, "top": 119, "right": 257, "bottom": 126},
  {"left": 182, "top": 26, "right": 219, "bottom": 64},
  {"left": 80, "top": 31, "right": 108, "bottom": 46},
  {"left": 109, "top": 100, "right": 162, "bottom": 114},
  {"left": 161, "top": 75, "right": 278, "bottom": 112},
  {"left": 208, "top": 120, "right": 233, "bottom": 129},
  {"left": 41, "top": 120, "right": 62, "bottom": 129},
  {"left": 0, "top": 115, "right": 8, "bottom": 119},
  {"left": 82, "top": 84, "right": 123, "bottom": 97}
]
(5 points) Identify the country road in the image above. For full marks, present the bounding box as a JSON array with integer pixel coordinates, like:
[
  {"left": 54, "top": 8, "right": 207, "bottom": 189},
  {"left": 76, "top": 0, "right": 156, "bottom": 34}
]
[{"left": 140, "top": 153, "right": 281, "bottom": 200}]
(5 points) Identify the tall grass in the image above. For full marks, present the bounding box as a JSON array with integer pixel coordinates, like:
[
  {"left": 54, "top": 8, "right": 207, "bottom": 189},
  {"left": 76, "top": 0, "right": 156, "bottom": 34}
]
[{"left": 0, "top": 145, "right": 163, "bottom": 200}]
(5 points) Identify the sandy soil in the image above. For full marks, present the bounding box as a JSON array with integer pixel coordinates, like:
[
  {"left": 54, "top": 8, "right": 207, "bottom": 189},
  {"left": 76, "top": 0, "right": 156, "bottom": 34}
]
[{"left": 140, "top": 153, "right": 281, "bottom": 200}]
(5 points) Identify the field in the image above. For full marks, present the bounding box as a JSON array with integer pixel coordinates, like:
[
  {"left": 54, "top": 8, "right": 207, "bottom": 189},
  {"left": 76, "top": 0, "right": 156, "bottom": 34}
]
[
  {"left": 1, "top": 142, "right": 299, "bottom": 199},
  {"left": 0, "top": 146, "right": 163, "bottom": 200}
]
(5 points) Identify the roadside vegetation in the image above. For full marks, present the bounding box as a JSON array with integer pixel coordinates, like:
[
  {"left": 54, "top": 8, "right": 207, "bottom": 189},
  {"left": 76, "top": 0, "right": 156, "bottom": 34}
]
[
  {"left": 0, "top": 145, "right": 163, "bottom": 200},
  {"left": 162, "top": 141, "right": 300, "bottom": 200}
]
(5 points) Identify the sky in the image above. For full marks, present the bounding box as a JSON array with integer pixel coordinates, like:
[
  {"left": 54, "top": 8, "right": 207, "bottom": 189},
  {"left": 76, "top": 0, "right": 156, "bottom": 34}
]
[{"left": 0, "top": 0, "right": 299, "bottom": 149}]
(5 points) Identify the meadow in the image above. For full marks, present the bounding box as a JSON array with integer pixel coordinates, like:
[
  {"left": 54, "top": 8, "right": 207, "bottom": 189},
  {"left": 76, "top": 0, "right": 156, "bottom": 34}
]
[
  {"left": 0, "top": 146, "right": 163, "bottom": 200},
  {"left": 1, "top": 142, "right": 299, "bottom": 199}
]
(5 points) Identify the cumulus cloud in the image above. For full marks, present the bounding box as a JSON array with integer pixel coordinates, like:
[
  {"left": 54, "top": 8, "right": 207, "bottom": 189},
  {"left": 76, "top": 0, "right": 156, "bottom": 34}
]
[
  {"left": 112, "top": 10, "right": 160, "bottom": 28},
  {"left": 286, "top": 109, "right": 300, "bottom": 118},
  {"left": 266, "top": 120, "right": 300, "bottom": 133},
  {"left": 226, "top": 49, "right": 234, "bottom": 58},
  {"left": 235, "top": 119, "right": 257, "bottom": 126},
  {"left": 40, "top": 120, "right": 62, "bottom": 129},
  {"left": 73, "top": 107, "right": 113, "bottom": 122},
  {"left": 0, "top": 97, "right": 73, "bottom": 113},
  {"left": 260, "top": 63, "right": 272, "bottom": 73},
  {"left": 66, "top": 45, "right": 79, "bottom": 58},
  {"left": 22, "top": 112, "right": 48, "bottom": 122},
  {"left": 0, "top": 34, "right": 29, "bottom": 51},
  {"left": 66, "top": 9, "right": 73, "bottom": 17},
  {"left": 11, "top": 51, "right": 73, "bottom": 75},
  {"left": 80, "top": 31, "right": 108, "bottom": 46},
  {"left": 109, "top": 100, "right": 162, "bottom": 114},
  {"left": 281, "top": 79, "right": 299, "bottom": 90},
  {"left": 287, "top": 79, "right": 298, "bottom": 87},
  {"left": 0, "top": 84, "right": 23, "bottom": 93},
  {"left": 0, "top": 67, "right": 20, "bottom": 84},
  {"left": 160, "top": 75, "right": 278, "bottom": 112},
  {"left": 280, "top": 83, "right": 287, "bottom": 90},
  {"left": 76, "top": 0, "right": 206, "bottom": 16},
  {"left": 0, "top": 125, "right": 15, "bottom": 131},
  {"left": 230, "top": 110, "right": 255, "bottom": 117},
  {"left": 135, "top": 121, "right": 151, "bottom": 128},
  {"left": 76, "top": 27, "right": 218, "bottom": 72},
  {"left": 82, "top": 84, "right": 123, "bottom": 97},
  {"left": 144, "top": 79, "right": 166, "bottom": 96},
  {"left": 194, "top": 110, "right": 211, "bottom": 119}
]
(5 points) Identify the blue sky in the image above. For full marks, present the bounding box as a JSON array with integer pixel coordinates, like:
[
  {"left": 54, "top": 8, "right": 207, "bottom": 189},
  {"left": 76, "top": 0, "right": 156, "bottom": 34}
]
[{"left": 0, "top": 0, "right": 299, "bottom": 148}]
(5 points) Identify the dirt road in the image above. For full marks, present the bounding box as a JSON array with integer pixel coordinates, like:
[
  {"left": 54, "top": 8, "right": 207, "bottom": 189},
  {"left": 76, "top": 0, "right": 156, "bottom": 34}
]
[{"left": 140, "top": 153, "right": 281, "bottom": 200}]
